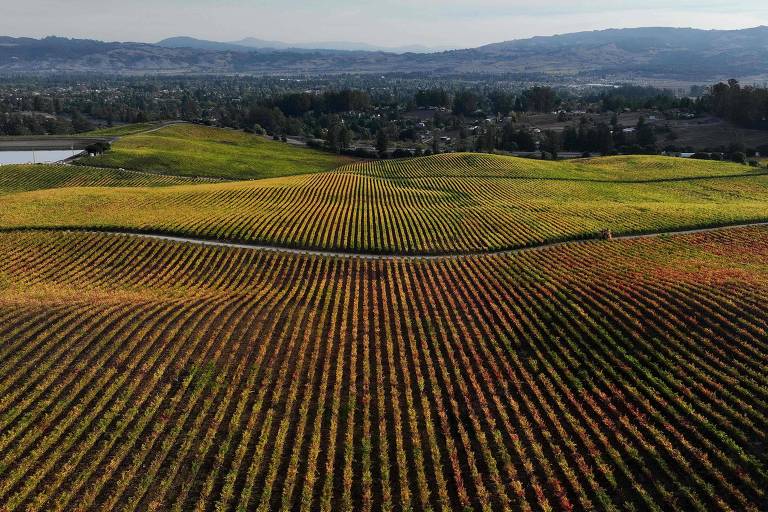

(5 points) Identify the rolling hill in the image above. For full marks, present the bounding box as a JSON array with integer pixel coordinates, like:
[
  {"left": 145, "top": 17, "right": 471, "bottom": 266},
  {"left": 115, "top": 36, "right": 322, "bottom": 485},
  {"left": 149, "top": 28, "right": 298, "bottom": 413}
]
[
  {"left": 0, "top": 122, "right": 767, "bottom": 511},
  {"left": 78, "top": 124, "right": 354, "bottom": 180},
  {"left": 3, "top": 152, "right": 767, "bottom": 254},
  {"left": 2, "top": 27, "right": 768, "bottom": 80}
]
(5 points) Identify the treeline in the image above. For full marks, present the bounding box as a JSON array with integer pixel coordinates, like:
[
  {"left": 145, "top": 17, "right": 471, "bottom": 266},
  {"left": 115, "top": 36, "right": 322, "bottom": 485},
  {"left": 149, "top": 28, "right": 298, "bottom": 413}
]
[
  {"left": 265, "top": 90, "right": 371, "bottom": 117},
  {"left": 592, "top": 85, "right": 690, "bottom": 112},
  {"left": 596, "top": 81, "right": 768, "bottom": 130},
  {"left": 561, "top": 117, "right": 657, "bottom": 153},
  {"left": 701, "top": 80, "right": 768, "bottom": 130},
  {"left": 0, "top": 111, "right": 94, "bottom": 136},
  {"left": 471, "top": 116, "right": 659, "bottom": 158},
  {"left": 414, "top": 86, "right": 560, "bottom": 115}
]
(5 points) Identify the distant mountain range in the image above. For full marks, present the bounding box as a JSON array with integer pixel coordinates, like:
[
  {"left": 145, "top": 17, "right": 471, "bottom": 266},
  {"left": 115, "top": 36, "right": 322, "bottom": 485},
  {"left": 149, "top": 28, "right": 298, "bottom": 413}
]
[
  {"left": 1, "top": 27, "right": 767, "bottom": 82},
  {"left": 157, "top": 36, "right": 445, "bottom": 54}
]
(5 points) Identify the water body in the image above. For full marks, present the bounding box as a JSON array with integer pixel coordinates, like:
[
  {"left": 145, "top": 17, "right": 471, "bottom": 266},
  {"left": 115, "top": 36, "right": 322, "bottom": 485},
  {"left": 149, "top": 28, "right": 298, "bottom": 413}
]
[{"left": 0, "top": 150, "right": 84, "bottom": 165}]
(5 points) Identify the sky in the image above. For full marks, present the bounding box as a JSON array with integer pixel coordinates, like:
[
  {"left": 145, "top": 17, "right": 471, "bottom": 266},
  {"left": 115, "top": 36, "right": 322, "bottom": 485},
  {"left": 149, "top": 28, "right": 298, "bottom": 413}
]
[{"left": 3, "top": 0, "right": 768, "bottom": 49}]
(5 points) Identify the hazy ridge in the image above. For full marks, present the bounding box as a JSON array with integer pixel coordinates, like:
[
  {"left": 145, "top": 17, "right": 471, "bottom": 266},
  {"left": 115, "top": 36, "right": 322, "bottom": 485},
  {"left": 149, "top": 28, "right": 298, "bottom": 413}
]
[{"left": 1, "top": 27, "right": 767, "bottom": 81}]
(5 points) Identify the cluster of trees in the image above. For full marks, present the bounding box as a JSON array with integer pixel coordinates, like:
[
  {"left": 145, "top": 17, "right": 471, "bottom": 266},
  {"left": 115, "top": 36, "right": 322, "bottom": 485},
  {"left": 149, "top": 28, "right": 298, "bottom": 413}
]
[
  {"left": 0, "top": 111, "right": 95, "bottom": 136},
  {"left": 516, "top": 86, "right": 560, "bottom": 113},
  {"left": 702, "top": 80, "right": 768, "bottom": 129},
  {"left": 414, "top": 89, "right": 451, "bottom": 109},
  {"left": 324, "top": 120, "right": 353, "bottom": 153},
  {"left": 267, "top": 90, "right": 371, "bottom": 117},
  {"left": 470, "top": 115, "right": 662, "bottom": 158},
  {"left": 561, "top": 117, "right": 657, "bottom": 153},
  {"left": 0, "top": 112, "right": 71, "bottom": 136},
  {"left": 85, "top": 141, "right": 111, "bottom": 155},
  {"left": 471, "top": 122, "right": 539, "bottom": 153},
  {"left": 595, "top": 81, "right": 768, "bottom": 131},
  {"left": 416, "top": 86, "right": 561, "bottom": 117},
  {"left": 595, "top": 85, "right": 688, "bottom": 112},
  {"left": 691, "top": 141, "right": 768, "bottom": 166}
]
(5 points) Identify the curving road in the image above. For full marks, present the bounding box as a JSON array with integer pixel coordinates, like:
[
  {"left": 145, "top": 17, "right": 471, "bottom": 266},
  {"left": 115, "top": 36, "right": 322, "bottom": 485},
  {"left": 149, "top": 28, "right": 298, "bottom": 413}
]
[{"left": 5, "top": 221, "right": 767, "bottom": 261}]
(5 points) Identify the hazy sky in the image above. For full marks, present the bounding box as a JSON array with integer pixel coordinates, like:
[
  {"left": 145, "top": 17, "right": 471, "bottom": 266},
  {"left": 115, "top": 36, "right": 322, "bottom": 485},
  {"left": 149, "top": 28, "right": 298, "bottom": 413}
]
[{"left": 3, "top": 0, "right": 768, "bottom": 48}]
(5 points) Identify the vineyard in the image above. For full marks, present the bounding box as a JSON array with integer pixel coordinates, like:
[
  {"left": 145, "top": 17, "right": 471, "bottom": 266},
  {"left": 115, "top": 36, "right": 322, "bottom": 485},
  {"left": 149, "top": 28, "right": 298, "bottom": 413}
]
[
  {"left": 0, "top": 164, "right": 208, "bottom": 194},
  {"left": 1, "top": 154, "right": 767, "bottom": 254},
  {"left": 1, "top": 143, "right": 767, "bottom": 511},
  {"left": 343, "top": 153, "right": 768, "bottom": 181},
  {"left": 0, "top": 227, "right": 765, "bottom": 511}
]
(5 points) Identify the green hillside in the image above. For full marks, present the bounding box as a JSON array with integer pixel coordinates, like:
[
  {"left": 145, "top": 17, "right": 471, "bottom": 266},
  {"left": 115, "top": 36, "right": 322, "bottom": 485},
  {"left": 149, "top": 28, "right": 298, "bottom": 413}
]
[{"left": 78, "top": 124, "right": 354, "bottom": 180}]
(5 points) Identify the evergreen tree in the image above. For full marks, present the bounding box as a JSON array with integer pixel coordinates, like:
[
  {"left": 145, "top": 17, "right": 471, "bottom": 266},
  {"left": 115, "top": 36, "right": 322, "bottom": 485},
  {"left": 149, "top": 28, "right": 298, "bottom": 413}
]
[
  {"left": 376, "top": 129, "right": 389, "bottom": 155},
  {"left": 636, "top": 117, "right": 656, "bottom": 148}
]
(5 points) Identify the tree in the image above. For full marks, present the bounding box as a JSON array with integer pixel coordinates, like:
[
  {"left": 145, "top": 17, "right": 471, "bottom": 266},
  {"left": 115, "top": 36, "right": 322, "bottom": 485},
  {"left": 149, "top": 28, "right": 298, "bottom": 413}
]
[
  {"left": 521, "top": 86, "right": 559, "bottom": 113},
  {"left": 488, "top": 91, "right": 516, "bottom": 116},
  {"left": 70, "top": 111, "right": 93, "bottom": 133},
  {"left": 326, "top": 122, "right": 351, "bottom": 153},
  {"left": 86, "top": 141, "right": 111, "bottom": 155},
  {"left": 415, "top": 89, "right": 450, "bottom": 109},
  {"left": 247, "top": 106, "right": 283, "bottom": 134},
  {"left": 277, "top": 93, "right": 313, "bottom": 116},
  {"left": 475, "top": 123, "right": 498, "bottom": 153},
  {"left": 431, "top": 130, "right": 441, "bottom": 154},
  {"left": 515, "top": 129, "right": 537, "bottom": 152},
  {"left": 562, "top": 126, "right": 580, "bottom": 151},
  {"left": 321, "top": 90, "right": 371, "bottom": 113},
  {"left": 375, "top": 129, "right": 389, "bottom": 155},
  {"left": 180, "top": 93, "right": 200, "bottom": 119},
  {"left": 730, "top": 151, "right": 747, "bottom": 165},
  {"left": 453, "top": 91, "right": 479, "bottom": 116},
  {"left": 500, "top": 122, "right": 520, "bottom": 151},
  {"left": 540, "top": 130, "right": 561, "bottom": 159},
  {"left": 703, "top": 80, "right": 768, "bottom": 130},
  {"left": 636, "top": 117, "right": 656, "bottom": 148},
  {"left": 592, "top": 123, "right": 615, "bottom": 154}
]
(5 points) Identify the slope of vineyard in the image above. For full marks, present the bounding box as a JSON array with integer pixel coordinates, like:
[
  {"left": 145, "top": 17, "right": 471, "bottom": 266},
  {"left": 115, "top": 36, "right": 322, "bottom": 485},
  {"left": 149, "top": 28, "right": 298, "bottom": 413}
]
[
  {"left": 2, "top": 154, "right": 767, "bottom": 254},
  {"left": 0, "top": 164, "right": 207, "bottom": 194},
  {"left": 0, "top": 227, "right": 765, "bottom": 511},
  {"left": 78, "top": 124, "right": 354, "bottom": 180},
  {"left": 345, "top": 153, "right": 768, "bottom": 181}
]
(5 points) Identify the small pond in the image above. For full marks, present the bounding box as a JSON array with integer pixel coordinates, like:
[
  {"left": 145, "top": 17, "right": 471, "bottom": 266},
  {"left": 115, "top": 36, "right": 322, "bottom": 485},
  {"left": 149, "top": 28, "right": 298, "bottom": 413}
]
[{"left": 0, "top": 150, "right": 84, "bottom": 165}]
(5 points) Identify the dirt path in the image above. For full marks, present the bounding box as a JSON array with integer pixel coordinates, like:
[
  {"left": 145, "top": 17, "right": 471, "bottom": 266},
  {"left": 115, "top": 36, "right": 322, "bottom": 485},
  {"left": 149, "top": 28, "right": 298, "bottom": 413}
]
[
  {"left": 131, "top": 121, "right": 190, "bottom": 136},
  {"left": 6, "top": 221, "right": 767, "bottom": 261}
]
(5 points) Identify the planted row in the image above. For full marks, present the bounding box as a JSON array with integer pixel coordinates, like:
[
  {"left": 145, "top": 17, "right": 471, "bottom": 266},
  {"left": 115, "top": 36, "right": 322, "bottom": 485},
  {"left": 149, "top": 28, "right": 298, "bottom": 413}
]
[{"left": 0, "top": 228, "right": 765, "bottom": 510}]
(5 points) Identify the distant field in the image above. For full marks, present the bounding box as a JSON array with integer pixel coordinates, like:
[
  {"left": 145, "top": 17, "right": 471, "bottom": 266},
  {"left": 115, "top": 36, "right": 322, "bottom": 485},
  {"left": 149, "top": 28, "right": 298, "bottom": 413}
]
[
  {"left": 0, "top": 227, "right": 764, "bottom": 510},
  {"left": 79, "top": 124, "right": 353, "bottom": 180},
  {"left": 2, "top": 154, "right": 767, "bottom": 254}
]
